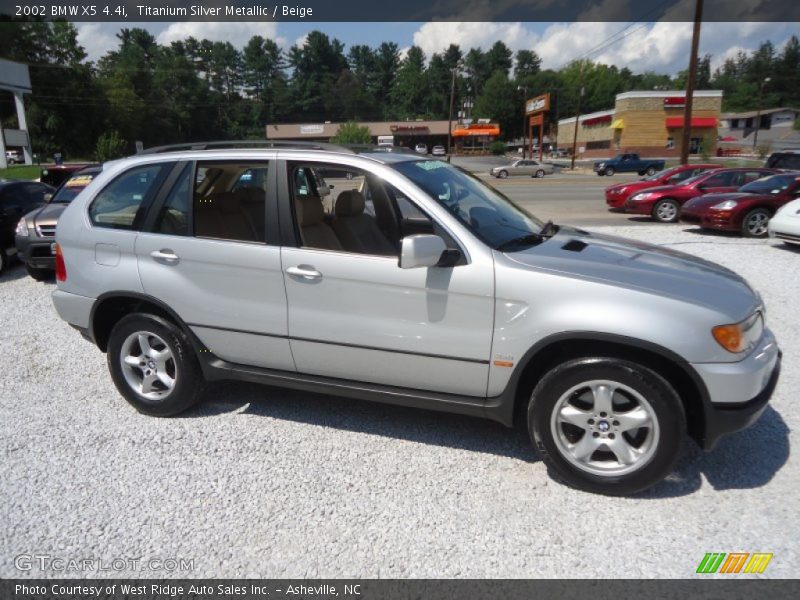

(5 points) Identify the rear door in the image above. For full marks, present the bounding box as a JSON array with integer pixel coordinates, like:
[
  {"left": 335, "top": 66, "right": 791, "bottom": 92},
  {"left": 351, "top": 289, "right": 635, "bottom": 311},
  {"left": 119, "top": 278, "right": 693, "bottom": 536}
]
[
  {"left": 135, "top": 159, "right": 294, "bottom": 372},
  {"left": 697, "top": 170, "right": 739, "bottom": 194}
]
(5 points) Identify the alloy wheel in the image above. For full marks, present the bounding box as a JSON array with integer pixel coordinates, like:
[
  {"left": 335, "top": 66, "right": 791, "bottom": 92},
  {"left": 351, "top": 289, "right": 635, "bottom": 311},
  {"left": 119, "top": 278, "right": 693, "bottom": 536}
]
[
  {"left": 745, "top": 211, "right": 769, "bottom": 237},
  {"left": 655, "top": 201, "right": 678, "bottom": 222},
  {"left": 549, "top": 379, "right": 660, "bottom": 477},
  {"left": 119, "top": 331, "right": 177, "bottom": 400}
]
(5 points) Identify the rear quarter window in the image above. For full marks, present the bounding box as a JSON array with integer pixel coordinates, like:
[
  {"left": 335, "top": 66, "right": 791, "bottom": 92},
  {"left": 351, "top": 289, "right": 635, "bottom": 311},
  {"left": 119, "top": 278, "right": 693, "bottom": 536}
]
[{"left": 89, "top": 164, "right": 165, "bottom": 230}]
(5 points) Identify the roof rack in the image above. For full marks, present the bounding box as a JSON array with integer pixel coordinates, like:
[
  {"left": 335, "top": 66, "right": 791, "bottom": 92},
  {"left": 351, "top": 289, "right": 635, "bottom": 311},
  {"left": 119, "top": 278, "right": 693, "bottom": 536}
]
[{"left": 137, "top": 140, "right": 356, "bottom": 155}]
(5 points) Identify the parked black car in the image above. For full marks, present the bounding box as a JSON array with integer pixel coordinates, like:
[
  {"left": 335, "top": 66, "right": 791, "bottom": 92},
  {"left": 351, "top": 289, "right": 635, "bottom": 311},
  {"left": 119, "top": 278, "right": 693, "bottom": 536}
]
[
  {"left": 15, "top": 165, "right": 101, "bottom": 280},
  {"left": 766, "top": 152, "right": 800, "bottom": 170},
  {"left": 0, "top": 180, "right": 54, "bottom": 274}
]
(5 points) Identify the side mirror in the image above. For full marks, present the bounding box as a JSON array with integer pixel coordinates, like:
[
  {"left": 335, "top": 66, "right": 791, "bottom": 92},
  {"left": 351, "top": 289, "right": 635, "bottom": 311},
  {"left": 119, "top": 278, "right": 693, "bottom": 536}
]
[
  {"left": 399, "top": 234, "right": 447, "bottom": 269},
  {"left": 44, "top": 193, "right": 53, "bottom": 202}
]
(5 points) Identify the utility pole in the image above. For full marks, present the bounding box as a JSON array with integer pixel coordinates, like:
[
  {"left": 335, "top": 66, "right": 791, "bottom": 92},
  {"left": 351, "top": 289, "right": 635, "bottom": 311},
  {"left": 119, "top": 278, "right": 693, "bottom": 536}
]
[
  {"left": 447, "top": 67, "right": 457, "bottom": 162},
  {"left": 680, "top": 0, "right": 704, "bottom": 165},
  {"left": 753, "top": 77, "right": 771, "bottom": 151},
  {"left": 518, "top": 85, "right": 528, "bottom": 158},
  {"left": 570, "top": 64, "right": 585, "bottom": 170}
]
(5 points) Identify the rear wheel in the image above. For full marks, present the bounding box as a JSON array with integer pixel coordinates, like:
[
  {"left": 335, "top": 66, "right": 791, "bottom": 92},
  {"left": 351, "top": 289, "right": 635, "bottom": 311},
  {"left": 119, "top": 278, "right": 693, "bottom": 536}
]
[
  {"left": 645, "top": 166, "right": 657, "bottom": 176},
  {"left": 528, "top": 357, "right": 684, "bottom": 495},
  {"left": 741, "top": 208, "right": 771, "bottom": 238},
  {"left": 652, "top": 198, "right": 680, "bottom": 223},
  {"left": 604, "top": 167, "right": 615, "bottom": 176},
  {"left": 535, "top": 169, "right": 545, "bottom": 178},
  {"left": 107, "top": 313, "right": 205, "bottom": 416}
]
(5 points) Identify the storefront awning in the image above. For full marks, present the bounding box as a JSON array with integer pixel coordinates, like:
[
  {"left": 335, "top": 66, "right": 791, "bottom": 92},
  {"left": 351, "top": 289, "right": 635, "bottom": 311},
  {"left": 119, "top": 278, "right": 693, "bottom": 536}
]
[
  {"left": 452, "top": 125, "right": 500, "bottom": 137},
  {"left": 609, "top": 119, "right": 624, "bottom": 129},
  {"left": 665, "top": 117, "right": 718, "bottom": 128}
]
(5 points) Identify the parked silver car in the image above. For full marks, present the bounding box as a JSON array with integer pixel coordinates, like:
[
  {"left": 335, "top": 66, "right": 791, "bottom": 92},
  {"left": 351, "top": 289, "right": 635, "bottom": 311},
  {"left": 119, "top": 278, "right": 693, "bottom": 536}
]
[
  {"left": 491, "top": 159, "right": 555, "bottom": 178},
  {"left": 51, "top": 142, "right": 781, "bottom": 495}
]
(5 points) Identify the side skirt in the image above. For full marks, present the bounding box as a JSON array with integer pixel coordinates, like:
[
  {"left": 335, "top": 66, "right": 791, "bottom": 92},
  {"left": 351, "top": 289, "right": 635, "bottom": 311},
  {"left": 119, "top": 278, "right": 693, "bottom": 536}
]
[{"left": 199, "top": 355, "right": 513, "bottom": 426}]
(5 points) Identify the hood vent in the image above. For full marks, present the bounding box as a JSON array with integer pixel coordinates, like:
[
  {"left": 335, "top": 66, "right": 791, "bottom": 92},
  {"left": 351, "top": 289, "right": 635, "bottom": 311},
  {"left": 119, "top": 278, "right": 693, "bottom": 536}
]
[{"left": 562, "top": 239, "right": 588, "bottom": 253}]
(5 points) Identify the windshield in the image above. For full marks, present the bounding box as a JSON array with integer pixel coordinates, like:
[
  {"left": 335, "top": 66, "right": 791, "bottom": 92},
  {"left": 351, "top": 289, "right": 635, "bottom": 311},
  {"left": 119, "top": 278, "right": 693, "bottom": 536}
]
[
  {"left": 50, "top": 173, "right": 96, "bottom": 203},
  {"left": 645, "top": 167, "right": 676, "bottom": 182},
  {"left": 392, "top": 160, "right": 545, "bottom": 249},
  {"left": 677, "top": 172, "right": 708, "bottom": 186},
  {"left": 739, "top": 174, "right": 798, "bottom": 194}
]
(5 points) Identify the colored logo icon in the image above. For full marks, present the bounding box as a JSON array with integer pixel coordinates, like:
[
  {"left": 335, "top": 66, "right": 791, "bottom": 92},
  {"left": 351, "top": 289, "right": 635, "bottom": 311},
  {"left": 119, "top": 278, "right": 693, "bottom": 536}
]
[{"left": 696, "top": 552, "right": 773, "bottom": 574}]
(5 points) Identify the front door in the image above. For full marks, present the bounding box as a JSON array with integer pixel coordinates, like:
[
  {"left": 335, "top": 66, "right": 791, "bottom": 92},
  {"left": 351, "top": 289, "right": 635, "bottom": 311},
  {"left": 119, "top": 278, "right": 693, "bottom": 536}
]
[
  {"left": 279, "top": 159, "right": 495, "bottom": 397},
  {"left": 135, "top": 160, "right": 294, "bottom": 372}
]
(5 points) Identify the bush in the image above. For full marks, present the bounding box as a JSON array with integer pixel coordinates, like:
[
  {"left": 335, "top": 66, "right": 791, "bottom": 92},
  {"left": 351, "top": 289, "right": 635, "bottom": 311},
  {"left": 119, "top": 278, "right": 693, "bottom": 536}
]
[
  {"left": 489, "top": 141, "right": 507, "bottom": 155},
  {"left": 330, "top": 122, "right": 373, "bottom": 144},
  {"left": 756, "top": 144, "right": 772, "bottom": 160},
  {"left": 95, "top": 131, "right": 127, "bottom": 162}
]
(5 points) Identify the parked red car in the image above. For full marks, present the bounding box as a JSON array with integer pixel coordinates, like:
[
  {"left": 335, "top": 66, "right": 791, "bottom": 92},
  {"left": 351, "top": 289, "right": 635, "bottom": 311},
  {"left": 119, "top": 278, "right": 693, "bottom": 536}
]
[
  {"left": 623, "top": 167, "right": 777, "bottom": 223},
  {"left": 680, "top": 172, "right": 800, "bottom": 237},
  {"left": 605, "top": 163, "right": 722, "bottom": 210}
]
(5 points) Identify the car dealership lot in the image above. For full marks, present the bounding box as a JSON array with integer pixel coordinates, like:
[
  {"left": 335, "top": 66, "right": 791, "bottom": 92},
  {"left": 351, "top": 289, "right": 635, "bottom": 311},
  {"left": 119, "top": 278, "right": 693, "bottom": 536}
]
[{"left": 1, "top": 224, "right": 797, "bottom": 578}]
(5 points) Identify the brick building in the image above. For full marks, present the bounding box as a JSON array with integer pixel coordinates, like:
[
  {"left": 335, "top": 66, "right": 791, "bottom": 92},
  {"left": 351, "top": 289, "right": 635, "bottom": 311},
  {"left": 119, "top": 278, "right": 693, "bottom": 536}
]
[{"left": 557, "top": 90, "right": 723, "bottom": 159}]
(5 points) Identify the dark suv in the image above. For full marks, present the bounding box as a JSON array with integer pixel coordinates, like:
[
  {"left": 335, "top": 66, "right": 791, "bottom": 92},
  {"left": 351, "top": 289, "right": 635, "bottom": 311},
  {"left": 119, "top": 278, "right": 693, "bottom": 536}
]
[
  {"left": 15, "top": 166, "right": 101, "bottom": 280},
  {"left": 766, "top": 152, "right": 800, "bottom": 170}
]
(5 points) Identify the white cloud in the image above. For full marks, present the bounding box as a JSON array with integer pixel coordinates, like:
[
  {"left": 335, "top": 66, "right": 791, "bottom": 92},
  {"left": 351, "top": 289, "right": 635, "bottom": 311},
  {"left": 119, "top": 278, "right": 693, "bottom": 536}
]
[
  {"left": 410, "top": 21, "right": 798, "bottom": 75},
  {"left": 293, "top": 34, "right": 308, "bottom": 48},
  {"left": 156, "top": 21, "right": 283, "bottom": 48},
  {"left": 75, "top": 22, "right": 121, "bottom": 62},
  {"left": 412, "top": 22, "right": 539, "bottom": 59}
]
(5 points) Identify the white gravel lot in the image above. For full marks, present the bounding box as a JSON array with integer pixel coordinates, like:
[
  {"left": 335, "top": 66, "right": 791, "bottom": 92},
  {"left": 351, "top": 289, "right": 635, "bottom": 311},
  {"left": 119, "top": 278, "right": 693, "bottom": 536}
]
[{"left": 1, "top": 224, "right": 797, "bottom": 579}]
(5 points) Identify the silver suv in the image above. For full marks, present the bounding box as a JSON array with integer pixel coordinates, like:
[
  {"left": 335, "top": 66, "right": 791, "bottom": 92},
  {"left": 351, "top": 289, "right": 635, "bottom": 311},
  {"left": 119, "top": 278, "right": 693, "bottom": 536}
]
[{"left": 51, "top": 142, "right": 781, "bottom": 495}]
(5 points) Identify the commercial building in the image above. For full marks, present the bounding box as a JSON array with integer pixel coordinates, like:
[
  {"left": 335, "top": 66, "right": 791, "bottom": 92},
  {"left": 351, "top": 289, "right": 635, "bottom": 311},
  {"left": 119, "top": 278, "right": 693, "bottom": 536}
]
[
  {"left": 556, "top": 90, "right": 723, "bottom": 159},
  {"left": 0, "top": 58, "right": 33, "bottom": 168},
  {"left": 719, "top": 107, "right": 800, "bottom": 152},
  {"left": 265, "top": 120, "right": 500, "bottom": 153}
]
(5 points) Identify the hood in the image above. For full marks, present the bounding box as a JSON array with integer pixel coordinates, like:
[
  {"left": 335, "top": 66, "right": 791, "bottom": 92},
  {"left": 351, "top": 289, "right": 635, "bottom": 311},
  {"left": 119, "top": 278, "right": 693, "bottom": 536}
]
[
  {"left": 630, "top": 183, "right": 683, "bottom": 196},
  {"left": 504, "top": 226, "right": 758, "bottom": 319},
  {"left": 29, "top": 202, "right": 68, "bottom": 227},
  {"left": 683, "top": 192, "right": 752, "bottom": 210}
]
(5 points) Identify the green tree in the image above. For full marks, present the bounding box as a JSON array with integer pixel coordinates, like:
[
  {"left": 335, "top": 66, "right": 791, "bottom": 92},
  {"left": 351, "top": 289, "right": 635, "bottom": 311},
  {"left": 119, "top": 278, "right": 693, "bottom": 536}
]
[
  {"left": 330, "top": 121, "right": 372, "bottom": 144},
  {"left": 474, "top": 71, "right": 517, "bottom": 140},
  {"left": 391, "top": 46, "right": 427, "bottom": 119},
  {"left": 95, "top": 130, "right": 127, "bottom": 161}
]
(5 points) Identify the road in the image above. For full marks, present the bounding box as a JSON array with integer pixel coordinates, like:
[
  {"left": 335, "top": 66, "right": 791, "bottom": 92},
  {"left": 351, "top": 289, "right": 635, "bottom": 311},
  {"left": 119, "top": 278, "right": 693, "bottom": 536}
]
[{"left": 481, "top": 172, "right": 646, "bottom": 227}]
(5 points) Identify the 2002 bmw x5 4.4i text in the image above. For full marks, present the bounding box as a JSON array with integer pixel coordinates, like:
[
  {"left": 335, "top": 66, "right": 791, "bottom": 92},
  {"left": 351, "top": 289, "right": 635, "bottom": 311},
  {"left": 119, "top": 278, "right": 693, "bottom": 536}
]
[{"left": 51, "top": 142, "right": 781, "bottom": 495}]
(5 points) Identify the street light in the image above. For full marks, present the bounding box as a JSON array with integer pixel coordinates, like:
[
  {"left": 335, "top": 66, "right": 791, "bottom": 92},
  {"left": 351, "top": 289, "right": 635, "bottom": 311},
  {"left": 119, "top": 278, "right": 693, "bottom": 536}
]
[
  {"left": 752, "top": 76, "right": 771, "bottom": 151},
  {"left": 517, "top": 85, "right": 528, "bottom": 158}
]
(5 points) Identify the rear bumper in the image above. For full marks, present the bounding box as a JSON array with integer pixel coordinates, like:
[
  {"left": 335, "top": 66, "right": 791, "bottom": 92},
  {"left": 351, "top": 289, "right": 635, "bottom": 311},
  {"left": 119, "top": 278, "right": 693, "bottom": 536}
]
[{"left": 52, "top": 289, "right": 95, "bottom": 331}]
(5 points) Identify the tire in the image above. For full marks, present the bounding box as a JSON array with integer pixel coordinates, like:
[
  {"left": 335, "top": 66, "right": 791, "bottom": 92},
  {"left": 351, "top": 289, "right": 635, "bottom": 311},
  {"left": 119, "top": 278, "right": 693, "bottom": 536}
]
[
  {"left": 497, "top": 170, "right": 508, "bottom": 179},
  {"left": 652, "top": 198, "right": 680, "bottom": 223},
  {"left": 604, "top": 167, "right": 615, "bottom": 176},
  {"left": 0, "top": 248, "right": 6, "bottom": 275},
  {"left": 107, "top": 313, "right": 205, "bottom": 416},
  {"left": 25, "top": 264, "right": 52, "bottom": 281},
  {"left": 535, "top": 169, "right": 545, "bottom": 178},
  {"left": 528, "top": 357, "right": 685, "bottom": 495},
  {"left": 645, "top": 166, "right": 657, "bottom": 176},
  {"left": 741, "top": 208, "right": 771, "bottom": 238}
]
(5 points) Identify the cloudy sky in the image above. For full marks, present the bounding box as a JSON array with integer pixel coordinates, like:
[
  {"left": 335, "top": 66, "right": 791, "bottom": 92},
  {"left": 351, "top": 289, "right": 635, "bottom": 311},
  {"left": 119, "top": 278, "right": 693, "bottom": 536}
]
[{"left": 75, "top": 21, "right": 798, "bottom": 74}]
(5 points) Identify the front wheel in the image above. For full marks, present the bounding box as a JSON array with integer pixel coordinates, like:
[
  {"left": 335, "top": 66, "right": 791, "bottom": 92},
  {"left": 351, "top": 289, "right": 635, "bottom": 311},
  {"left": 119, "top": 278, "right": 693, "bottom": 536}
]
[
  {"left": 652, "top": 198, "right": 680, "bottom": 223},
  {"left": 535, "top": 169, "right": 545, "bottom": 178},
  {"left": 604, "top": 167, "right": 615, "bottom": 176},
  {"left": 497, "top": 170, "right": 508, "bottom": 179},
  {"left": 528, "top": 358, "right": 684, "bottom": 495},
  {"left": 107, "top": 313, "right": 205, "bottom": 416},
  {"left": 741, "top": 208, "right": 771, "bottom": 238},
  {"left": 645, "top": 166, "right": 657, "bottom": 176}
]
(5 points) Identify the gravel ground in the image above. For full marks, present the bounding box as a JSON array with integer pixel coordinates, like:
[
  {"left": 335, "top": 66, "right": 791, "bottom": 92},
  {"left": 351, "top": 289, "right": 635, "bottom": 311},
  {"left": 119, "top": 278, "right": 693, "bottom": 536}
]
[{"left": 1, "top": 225, "right": 797, "bottom": 579}]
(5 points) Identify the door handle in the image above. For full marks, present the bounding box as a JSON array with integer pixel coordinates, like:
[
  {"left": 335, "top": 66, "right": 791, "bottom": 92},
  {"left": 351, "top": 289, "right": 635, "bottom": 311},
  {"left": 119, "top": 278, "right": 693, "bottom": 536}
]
[
  {"left": 286, "top": 265, "right": 322, "bottom": 280},
  {"left": 150, "top": 249, "right": 180, "bottom": 264}
]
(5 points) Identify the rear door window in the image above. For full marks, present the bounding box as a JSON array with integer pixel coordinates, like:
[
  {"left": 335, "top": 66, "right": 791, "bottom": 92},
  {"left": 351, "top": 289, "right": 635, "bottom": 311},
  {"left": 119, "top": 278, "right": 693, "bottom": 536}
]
[{"left": 89, "top": 164, "right": 165, "bottom": 229}]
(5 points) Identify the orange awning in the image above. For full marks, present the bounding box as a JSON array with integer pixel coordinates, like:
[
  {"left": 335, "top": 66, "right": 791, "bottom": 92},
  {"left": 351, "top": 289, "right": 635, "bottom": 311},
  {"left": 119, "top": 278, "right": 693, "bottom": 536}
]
[
  {"left": 452, "top": 125, "right": 500, "bottom": 137},
  {"left": 665, "top": 117, "right": 718, "bottom": 128}
]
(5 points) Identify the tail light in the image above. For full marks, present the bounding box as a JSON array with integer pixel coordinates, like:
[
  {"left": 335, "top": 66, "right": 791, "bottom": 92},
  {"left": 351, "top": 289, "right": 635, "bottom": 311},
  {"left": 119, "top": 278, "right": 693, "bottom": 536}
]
[{"left": 55, "top": 243, "right": 67, "bottom": 282}]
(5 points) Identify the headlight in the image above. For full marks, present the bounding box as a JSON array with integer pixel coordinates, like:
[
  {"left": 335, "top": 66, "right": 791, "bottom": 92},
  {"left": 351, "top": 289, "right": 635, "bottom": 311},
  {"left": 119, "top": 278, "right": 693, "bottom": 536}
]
[
  {"left": 15, "top": 218, "right": 29, "bottom": 236},
  {"left": 631, "top": 192, "right": 653, "bottom": 201},
  {"left": 711, "top": 200, "right": 738, "bottom": 210},
  {"left": 597, "top": 162, "right": 605, "bottom": 167},
  {"left": 712, "top": 312, "right": 763, "bottom": 353}
]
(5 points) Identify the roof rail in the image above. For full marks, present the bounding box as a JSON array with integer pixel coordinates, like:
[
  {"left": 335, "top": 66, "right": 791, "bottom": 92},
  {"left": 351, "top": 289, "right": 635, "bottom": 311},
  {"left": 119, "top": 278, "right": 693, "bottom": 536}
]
[{"left": 137, "top": 140, "right": 356, "bottom": 155}]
